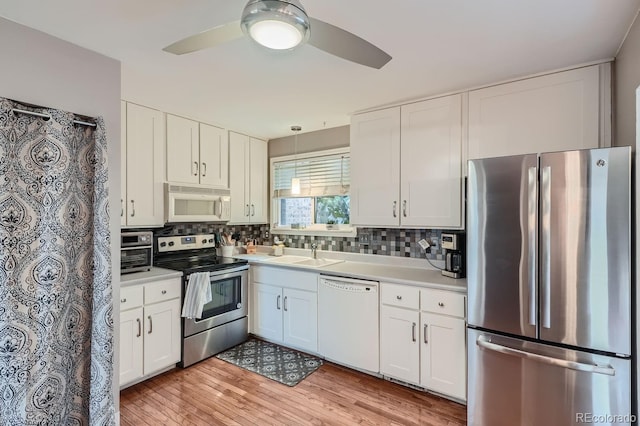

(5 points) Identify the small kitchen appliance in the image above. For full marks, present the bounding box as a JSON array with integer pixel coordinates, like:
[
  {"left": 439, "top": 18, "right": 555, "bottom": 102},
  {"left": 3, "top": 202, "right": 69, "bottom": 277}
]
[
  {"left": 120, "top": 231, "right": 153, "bottom": 274},
  {"left": 153, "top": 234, "right": 249, "bottom": 367},
  {"left": 441, "top": 232, "right": 464, "bottom": 279}
]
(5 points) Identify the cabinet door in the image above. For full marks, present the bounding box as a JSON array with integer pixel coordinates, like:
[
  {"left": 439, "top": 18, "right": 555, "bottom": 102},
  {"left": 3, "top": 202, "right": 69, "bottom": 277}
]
[
  {"left": 400, "top": 95, "right": 463, "bottom": 228},
  {"left": 143, "top": 298, "right": 181, "bottom": 375},
  {"left": 380, "top": 305, "right": 420, "bottom": 385},
  {"left": 468, "top": 65, "right": 601, "bottom": 159},
  {"left": 119, "top": 307, "right": 144, "bottom": 388},
  {"left": 350, "top": 107, "right": 401, "bottom": 226},
  {"left": 229, "top": 131, "right": 249, "bottom": 223},
  {"left": 421, "top": 312, "right": 466, "bottom": 401},
  {"left": 125, "top": 104, "right": 165, "bottom": 226},
  {"left": 249, "top": 137, "right": 268, "bottom": 223},
  {"left": 120, "top": 101, "right": 127, "bottom": 226},
  {"left": 252, "top": 283, "right": 283, "bottom": 342},
  {"left": 199, "top": 123, "right": 229, "bottom": 188},
  {"left": 283, "top": 288, "right": 318, "bottom": 352},
  {"left": 166, "top": 114, "right": 199, "bottom": 184}
]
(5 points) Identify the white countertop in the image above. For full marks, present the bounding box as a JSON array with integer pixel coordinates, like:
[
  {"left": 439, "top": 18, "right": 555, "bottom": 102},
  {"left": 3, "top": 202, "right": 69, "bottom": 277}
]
[
  {"left": 120, "top": 267, "right": 183, "bottom": 286},
  {"left": 232, "top": 252, "right": 466, "bottom": 293}
]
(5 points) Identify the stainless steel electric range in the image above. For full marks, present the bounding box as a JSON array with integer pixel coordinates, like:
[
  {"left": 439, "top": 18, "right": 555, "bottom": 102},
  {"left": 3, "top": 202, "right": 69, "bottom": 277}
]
[{"left": 153, "top": 234, "right": 249, "bottom": 367}]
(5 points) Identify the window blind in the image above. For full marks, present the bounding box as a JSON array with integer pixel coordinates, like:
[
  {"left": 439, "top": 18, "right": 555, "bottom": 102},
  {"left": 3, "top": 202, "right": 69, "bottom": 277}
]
[{"left": 273, "top": 152, "right": 350, "bottom": 198}]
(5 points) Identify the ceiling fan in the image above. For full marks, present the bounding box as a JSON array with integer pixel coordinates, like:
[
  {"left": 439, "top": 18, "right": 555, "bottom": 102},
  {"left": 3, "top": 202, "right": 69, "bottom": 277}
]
[{"left": 163, "top": 0, "right": 392, "bottom": 69}]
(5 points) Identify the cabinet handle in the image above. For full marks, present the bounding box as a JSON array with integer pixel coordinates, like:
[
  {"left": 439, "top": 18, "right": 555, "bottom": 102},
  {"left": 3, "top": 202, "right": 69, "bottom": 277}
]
[
  {"left": 412, "top": 322, "right": 417, "bottom": 342},
  {"left": 245, "top": 204, "right": 250, "bottom": 217},
  {"left": 130, "top": 200, "right": 135, "bottom": 217},
  {"left": 251, "top": 204, "right": 255, "bottom": 216},
  {"left": 402, "top": 200, "right": 407, "bottom": 217},
  {"left": 120, "top": 298, "right": 126, "bottom": 303},
  {"left": 162, "top": 290, "right": 167, "bottom": 295},
  {"left": 392, "top": 201, "right": 397, "bottom": 218},
  {"left": 201, "top": 162, "right": 207, "bottom": 177},
  {"left": 193, "top": 161, "right": 199, "bottom": 176},
  {"left": 284, "top": 296, "right": 288, "bottom": 311},
  {"left": 136, "top": 318, "right": 141, "bottom": 338},
  {"left": 148, "top": 315, "right": 153, "bottom": 334},
  {"left": 277, "top": 295, "right": 281, "bottom": 310},
  {"left": 120, "top": 199, "right": 123, "bottom": 217},
  {"left": 424, "top": 324, "right": 428, "bottom": 344},
  {"left": 396, "top": 295, "right": 402, "bottom": 300},
  {"left": 438, "top": 302, "right": 445, "bottom": 307}
]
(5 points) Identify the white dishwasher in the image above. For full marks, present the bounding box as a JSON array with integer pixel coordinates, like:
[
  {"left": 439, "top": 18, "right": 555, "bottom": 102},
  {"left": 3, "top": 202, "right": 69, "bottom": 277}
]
[{"left": 318, "top": 275, "right": 379, "bottom": 374}]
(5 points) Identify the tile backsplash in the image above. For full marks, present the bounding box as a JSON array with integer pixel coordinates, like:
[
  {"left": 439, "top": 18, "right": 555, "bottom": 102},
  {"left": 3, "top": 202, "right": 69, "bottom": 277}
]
[{"left": 151, "top": 223, "right": 449, "bottom": 260}]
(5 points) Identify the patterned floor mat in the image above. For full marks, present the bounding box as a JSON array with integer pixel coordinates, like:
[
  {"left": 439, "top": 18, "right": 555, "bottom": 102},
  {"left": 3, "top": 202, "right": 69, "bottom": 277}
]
[{"left": 215, "top": 338, "right": 323, "bottom": 386}]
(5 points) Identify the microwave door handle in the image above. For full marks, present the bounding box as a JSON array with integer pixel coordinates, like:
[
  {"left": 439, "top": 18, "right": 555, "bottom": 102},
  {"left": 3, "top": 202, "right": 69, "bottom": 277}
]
[{"left": 217, "top": 198, "right": 223, "bottom": 217}]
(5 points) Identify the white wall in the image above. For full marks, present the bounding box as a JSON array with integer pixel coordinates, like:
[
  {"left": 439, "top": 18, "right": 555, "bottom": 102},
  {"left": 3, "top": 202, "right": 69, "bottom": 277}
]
[
  {"left": 0, "top": 17, "right": 122, "bottom": 419},
  {"left": 615, "top": 13, "right": 640, "bottom": 147},
  {"left": 615, "top": 11, "right": 640, "bottom": 418}
]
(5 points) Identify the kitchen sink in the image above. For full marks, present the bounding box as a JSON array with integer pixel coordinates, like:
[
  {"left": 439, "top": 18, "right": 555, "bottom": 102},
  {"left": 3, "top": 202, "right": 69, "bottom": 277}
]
[
  {"left": 295, "top": 258, "right": 344, "bottom": 267},
  {"left": 261, "top": 255, "right": 343, "bottom": 268}
]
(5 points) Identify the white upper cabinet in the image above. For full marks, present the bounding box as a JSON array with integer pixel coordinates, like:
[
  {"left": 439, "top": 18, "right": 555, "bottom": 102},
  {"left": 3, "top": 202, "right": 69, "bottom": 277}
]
[
  {"left": 350, "top": 107, "right": 401, "bottom": 227},
  {"left": 468, "top": 64, "right": 609, "bottom": 159},
  {"left": 350, "top": 95, "right": 464, "bottom": 229},
  {"left": 199, "top": 123, "right": 229, "bottom": 188},
  {"left": 166, "top": 114, "right": 229, "bottom": 188},
  {"left": 121, "top": 102, "right": 165, "bottom": 227},
  {"left": 400, "top": 96, "right": 463, "bottom": 228},
  {"left": 229, "top": 132, "right": 268, "bottom": 224}
]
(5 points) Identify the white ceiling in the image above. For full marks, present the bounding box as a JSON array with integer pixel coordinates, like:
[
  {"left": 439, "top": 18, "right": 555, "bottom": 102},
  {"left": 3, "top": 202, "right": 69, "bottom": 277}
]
[{"left": 0, "top": 0, "right": 638, "bottom": 140}]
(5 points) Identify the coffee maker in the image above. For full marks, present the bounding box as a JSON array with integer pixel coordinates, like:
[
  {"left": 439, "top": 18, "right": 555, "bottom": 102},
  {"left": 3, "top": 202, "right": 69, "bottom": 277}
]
[{"left": 441, "top": 232, "right": 464, "bottom": 279}]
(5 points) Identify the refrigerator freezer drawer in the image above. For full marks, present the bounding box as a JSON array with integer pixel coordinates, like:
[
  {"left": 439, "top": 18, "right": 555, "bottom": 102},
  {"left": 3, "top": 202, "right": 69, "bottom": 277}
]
[{"left": 467, "top": 329, "right": 631, "bottom": 426}]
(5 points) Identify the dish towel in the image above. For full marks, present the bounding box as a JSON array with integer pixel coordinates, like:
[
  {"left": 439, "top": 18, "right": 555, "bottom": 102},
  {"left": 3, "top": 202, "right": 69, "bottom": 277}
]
[{"left": 182, "top": 272, "right": 212, "bottom": 319}]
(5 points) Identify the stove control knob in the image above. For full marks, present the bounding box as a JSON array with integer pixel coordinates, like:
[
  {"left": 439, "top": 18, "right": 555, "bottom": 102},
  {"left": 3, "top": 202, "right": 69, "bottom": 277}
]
[
  {"left": 160, "top": 242, "right": 167, "bottom": 247},
  {"left": 202, "top": 239, "right": 207, "bottom": 244},
  {"left": 208, "top": 238, "right": 214, "bottom": 243},
  {"left": 168, "top": 242, "right": 175, "bottom": 247}
]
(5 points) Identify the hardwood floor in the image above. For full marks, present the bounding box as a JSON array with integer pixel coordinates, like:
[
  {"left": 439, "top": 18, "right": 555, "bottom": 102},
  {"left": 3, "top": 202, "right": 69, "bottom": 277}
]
[{"left": 120, "top": 357, "right": 466, "bottom": 426}]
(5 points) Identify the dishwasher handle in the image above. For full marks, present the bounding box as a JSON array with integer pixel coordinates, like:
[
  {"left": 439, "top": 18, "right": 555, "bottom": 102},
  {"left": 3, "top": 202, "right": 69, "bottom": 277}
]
[{"left": 320, "top": 278, "right": 378, "bottom": 293}]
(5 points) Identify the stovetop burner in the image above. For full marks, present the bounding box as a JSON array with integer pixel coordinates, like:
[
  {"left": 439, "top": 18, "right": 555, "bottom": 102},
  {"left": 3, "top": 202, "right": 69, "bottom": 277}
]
[{"left": 154, "top": 234, "right": 247, "bottom": 275}]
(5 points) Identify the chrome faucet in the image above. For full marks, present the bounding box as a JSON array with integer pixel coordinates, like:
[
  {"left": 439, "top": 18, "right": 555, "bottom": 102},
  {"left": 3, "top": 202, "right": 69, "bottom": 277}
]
[{"left": 311, "top": 243, "right": 318, "bottom": 259}]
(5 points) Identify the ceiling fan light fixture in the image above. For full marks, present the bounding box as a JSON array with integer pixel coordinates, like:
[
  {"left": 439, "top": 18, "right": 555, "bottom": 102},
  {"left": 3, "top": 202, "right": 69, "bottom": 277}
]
[{"left": 241, "top": 0, "right": 310, "bottom": 50}]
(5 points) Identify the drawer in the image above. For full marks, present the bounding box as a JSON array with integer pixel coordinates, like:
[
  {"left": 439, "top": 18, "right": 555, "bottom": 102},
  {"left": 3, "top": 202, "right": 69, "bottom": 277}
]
[
  {"left": 252, "top": 266, "right": 317, "bottom": 292},
  {"left": 120, "top": 285, "right": 143, "bottom": 311},
  {"left": 420, "top": 288, "right": 466, "bottom": 318},
  {"left": 144, "top": 278, "right": 182, "bottom": 305},
  {"left": 381, "top": 283, "right": 419, "bottom": 310}
]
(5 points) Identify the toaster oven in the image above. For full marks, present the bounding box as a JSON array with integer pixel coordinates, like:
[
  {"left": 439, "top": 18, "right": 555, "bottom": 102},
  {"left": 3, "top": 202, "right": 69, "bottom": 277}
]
[{"left": 121, "top": 231, "right": 153, "bottom": 274}]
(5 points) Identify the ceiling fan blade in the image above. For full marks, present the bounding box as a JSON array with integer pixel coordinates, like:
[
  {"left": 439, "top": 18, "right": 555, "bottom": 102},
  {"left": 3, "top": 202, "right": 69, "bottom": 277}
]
[
  {"left": 163, "top": 20, "right": 243, "bottom": 55},
  {"left": 307, "top": 18, "right": 391, "bottom": 69}
]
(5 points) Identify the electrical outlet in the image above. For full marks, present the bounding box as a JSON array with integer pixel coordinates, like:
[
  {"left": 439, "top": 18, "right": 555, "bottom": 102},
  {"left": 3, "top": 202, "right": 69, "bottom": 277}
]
[
  {"left": 359, "top": 231, "right": 370, "bottom": 246},
  {"left": 430, "top": 237, "right": 439, "bottom": 252}
]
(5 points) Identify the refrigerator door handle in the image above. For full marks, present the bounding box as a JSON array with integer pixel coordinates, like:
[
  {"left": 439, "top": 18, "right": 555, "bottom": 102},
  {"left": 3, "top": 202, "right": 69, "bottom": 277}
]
[
  {"left": 476, "top": 335, "right": 615, "bottom": 376},
  {"left": 541, "top": 165, "right": 552, "bottom": 329},
  {"left": 527, "top": 166, "right": 537, "bottom": 326}
]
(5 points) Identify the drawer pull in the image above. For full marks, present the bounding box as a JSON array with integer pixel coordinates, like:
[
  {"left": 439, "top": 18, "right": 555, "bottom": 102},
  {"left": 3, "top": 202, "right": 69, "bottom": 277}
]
[
  {"left": 438, "top": 302, "right": 445, "bottom": 307},
  {"left": 396, "top": 295, "right": 402, "bottom": 300},
  {"left": 412, "top": 322, "right": 417, "bottom": 342},
  {"left": 148, "top": 315, "right": 153, "bottom": 334},
  {"left": 120, "top": 298, "right": 126, "bottom": 303},
  {"left": 136, "top": 318, "right": 141, "bottom": 337},
  {"left": 161, "top": 290, "right": 167, "bottom": 295},
  {"left": 424, "top": 324, "right": 428, "bottom": 344}
]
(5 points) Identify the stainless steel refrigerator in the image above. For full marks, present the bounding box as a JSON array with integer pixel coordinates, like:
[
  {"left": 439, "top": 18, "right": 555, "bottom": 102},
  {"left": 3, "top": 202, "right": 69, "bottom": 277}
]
[{"left": 467, "top": 147, "right": 632, "bottom": 426}]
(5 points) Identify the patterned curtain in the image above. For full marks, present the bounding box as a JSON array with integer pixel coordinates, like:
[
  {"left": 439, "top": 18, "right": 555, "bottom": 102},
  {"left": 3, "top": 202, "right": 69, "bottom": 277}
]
[{"left": 0, "top": 98, "right": 114, "bottom": 425}]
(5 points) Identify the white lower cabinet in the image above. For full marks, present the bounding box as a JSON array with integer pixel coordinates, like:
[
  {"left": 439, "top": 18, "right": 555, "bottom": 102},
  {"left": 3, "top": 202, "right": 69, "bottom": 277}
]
[
  {"left": 119, "top": 277, "right": 182, "bottom": 389},
  {"left": 251, "top": 266, "right": 318, "bottom": 353},
  {"left": 380, "top": 283, "right": 466, "bottom": 401}
]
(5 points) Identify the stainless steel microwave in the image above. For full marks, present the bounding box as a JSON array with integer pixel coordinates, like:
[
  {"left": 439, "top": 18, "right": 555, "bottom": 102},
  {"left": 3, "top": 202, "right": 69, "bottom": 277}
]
[{"left": 165, "top": 184, "right": 231, "bottom": 223}]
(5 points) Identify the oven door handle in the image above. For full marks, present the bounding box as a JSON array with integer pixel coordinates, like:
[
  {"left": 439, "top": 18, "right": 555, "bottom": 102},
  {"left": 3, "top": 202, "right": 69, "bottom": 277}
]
[{"left": 207, "top": 265, "right": 250, "bottom": 278}]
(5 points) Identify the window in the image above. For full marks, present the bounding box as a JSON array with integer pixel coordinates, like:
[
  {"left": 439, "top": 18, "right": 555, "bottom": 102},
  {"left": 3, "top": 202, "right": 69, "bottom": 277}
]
[{"left": 271, "top": 148, "right": 353, "bottom": 235}]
